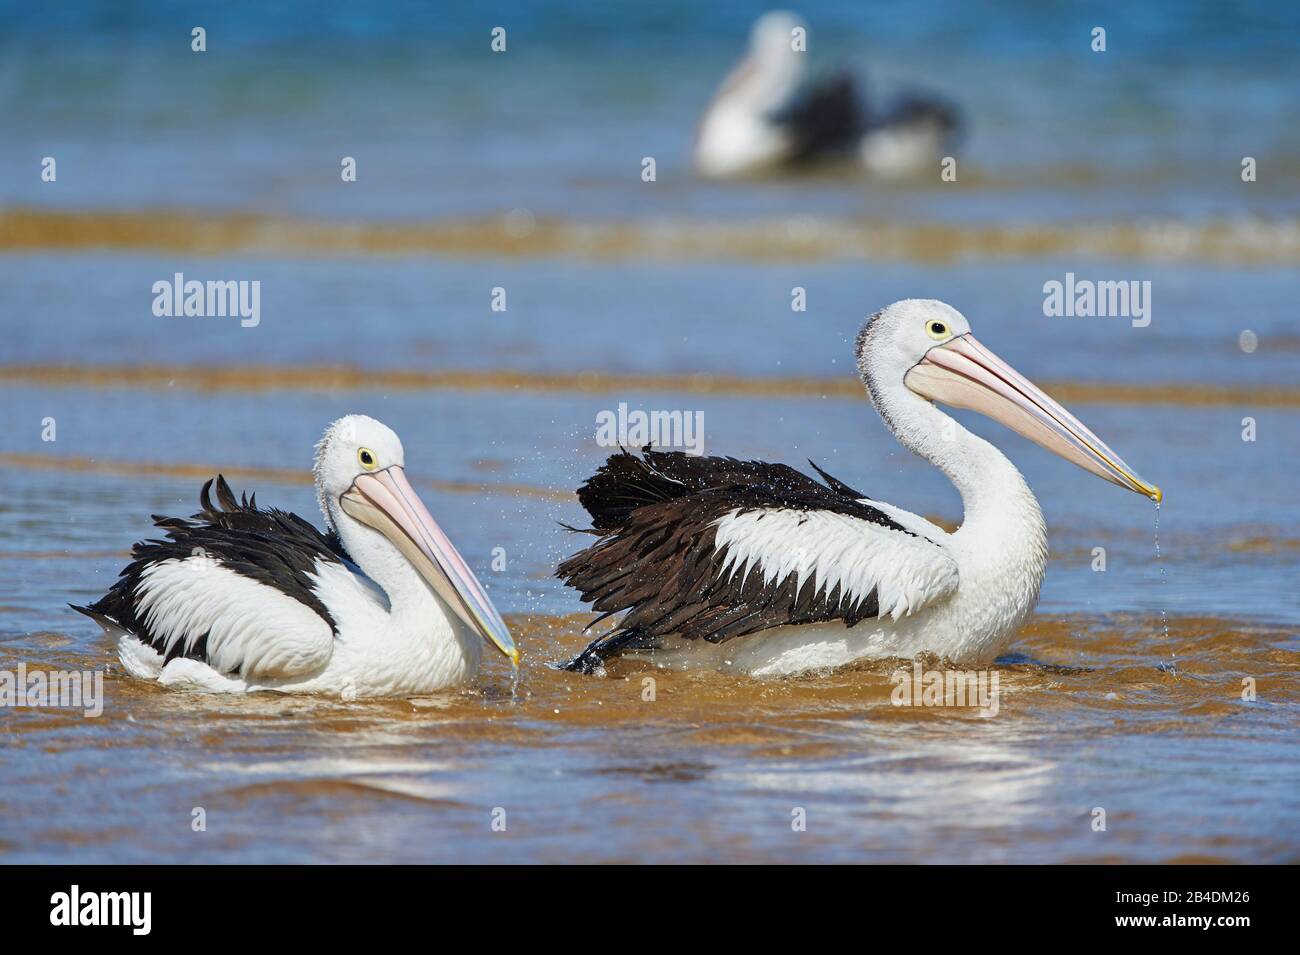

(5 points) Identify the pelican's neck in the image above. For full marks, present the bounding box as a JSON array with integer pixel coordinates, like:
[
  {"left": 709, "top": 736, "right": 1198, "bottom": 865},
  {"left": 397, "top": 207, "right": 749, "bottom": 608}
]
[
  {"left": 717, "top": 47, "right": 803, "bottom": 117},
  {"left": 336, "top": 520, "right": 426, "bottom": 612},
  {"left": 868, "top": 377, "right": 1046, "bottom": 544},
  {"left": 331, "top": 512, "right": 477, "bottom": 658},
  {"left": 869, "top": 379, "right": 1049, "bottom": 658}
]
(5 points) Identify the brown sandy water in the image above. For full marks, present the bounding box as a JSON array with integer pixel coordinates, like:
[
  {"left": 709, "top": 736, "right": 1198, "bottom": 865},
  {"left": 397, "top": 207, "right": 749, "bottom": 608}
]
[
  {"left": 3, "top": 363, "right": 1299, "bottom": 407},
  {"left": 2, "top": 365, "right": 1297, "bottom": 863},
  {"left": 1, "top": 611, "right": 1295, "bottom": 864},
  {"left": 3, "top": 208, "right": 1300, "bottom": 265}
]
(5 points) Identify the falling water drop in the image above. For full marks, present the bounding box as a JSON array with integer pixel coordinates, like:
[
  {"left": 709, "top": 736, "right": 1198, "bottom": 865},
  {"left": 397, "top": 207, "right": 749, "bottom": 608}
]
[{"left": 1153, "top": 499, "right": 1171, "bottom": 649}]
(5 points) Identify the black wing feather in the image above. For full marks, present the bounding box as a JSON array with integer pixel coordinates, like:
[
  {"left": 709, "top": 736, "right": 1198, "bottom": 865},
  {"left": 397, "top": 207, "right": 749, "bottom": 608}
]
[
  {"left": 768, "top": 69, "right": 866, "bottom": 164},
  {"left": 72, "top": 475, "right": 348, "bottom": 671},
  {"left": 557, "top": 448, "right": 909, "bottom": 673}
]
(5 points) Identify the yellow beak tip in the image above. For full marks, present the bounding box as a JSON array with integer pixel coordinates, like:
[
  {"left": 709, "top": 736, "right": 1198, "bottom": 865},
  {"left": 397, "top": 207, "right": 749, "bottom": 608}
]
[{"left": 1151, "top": 485, "right": 1163, "bottom": 504}]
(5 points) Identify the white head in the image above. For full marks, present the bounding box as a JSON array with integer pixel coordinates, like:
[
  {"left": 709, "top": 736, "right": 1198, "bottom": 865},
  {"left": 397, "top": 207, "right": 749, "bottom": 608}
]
[
  {"left": 750, "top": 11, "right": 805, "bottom": 62},
  {"left": 857, "top": 300, "right": 1161, "bottom": 502},
  {"left": 314, "top": 415, "right": 406, "bottom": 531},
  {"left": 744, "top": 10, "right": 807, "bottom": 102},
  {"left": 312, "top": 414, "right": 517, "bottom": 663},
  {"left": 856, "top": 299, "right": 971, "bottom": 388}
]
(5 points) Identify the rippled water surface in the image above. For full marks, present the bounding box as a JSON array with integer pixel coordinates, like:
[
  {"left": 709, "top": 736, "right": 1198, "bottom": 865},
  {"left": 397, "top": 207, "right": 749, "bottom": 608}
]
[
  {"left": 1, "top": 1, "right": 1297, "bottom": 863},
  {"left": 2, "top": 374, "right": 1296, "bottom": 863},
  {"left": 3, "top": 613, "right": 1297, "bottom": 863}
]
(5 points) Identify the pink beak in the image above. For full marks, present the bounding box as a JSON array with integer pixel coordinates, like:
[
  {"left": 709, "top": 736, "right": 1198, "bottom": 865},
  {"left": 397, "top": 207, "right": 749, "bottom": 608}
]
[
  {"left": 339, "top": 467, "right": 518, "bottom": 663},
  {"left": 904, "top": 334, "right": 1161, "bottom": 502}
]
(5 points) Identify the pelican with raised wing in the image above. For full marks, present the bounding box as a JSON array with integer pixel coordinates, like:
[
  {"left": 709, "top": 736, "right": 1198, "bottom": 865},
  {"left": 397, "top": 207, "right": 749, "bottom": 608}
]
[
  {"left": 74, "top": 415, "right": 517, "bottom": 697},
  {"left": 558, "top": 300, "right": 1159, "bottom": 677}
]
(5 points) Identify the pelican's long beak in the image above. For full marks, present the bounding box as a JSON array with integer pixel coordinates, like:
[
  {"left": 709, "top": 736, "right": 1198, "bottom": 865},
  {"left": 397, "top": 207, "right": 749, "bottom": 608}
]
[
  {"left": 904, "top": 334, "right": 1161, "bottom": 502},
  {"left": 339, "top": 467, "right": 519, "bottom": 664}
]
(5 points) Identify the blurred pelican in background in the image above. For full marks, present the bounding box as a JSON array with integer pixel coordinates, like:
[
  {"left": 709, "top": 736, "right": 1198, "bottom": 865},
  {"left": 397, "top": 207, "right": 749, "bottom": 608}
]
[{"left": 693, "top": 10, "right": 962, "bottom": 180}]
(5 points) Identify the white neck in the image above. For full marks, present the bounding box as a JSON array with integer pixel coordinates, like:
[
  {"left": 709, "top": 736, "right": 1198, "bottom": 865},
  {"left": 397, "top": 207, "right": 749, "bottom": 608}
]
[
  {"left": 330, "top": 509, "right": 480, "bottom": 672},
  {"left": 868, "top": 375, "right": 1049, "bottom": 648},
  {"left": 714, "top": 46, "right": 804, "bottom": 117},
  {"left": 874, "top": 380, "right": 1030, "bottom": 521}
]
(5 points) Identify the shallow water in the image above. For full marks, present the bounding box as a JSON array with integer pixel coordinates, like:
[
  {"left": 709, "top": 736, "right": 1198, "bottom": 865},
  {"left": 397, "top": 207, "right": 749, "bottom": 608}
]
[
  {"left": 1, "top": 376, "right": 1297, "bottom": 862},
  {"left": 1, "top": 1, "right": 1297, "bottom": 863},
  {"left": 2, "top": 612, "right": 1296, "bottom": 863}
]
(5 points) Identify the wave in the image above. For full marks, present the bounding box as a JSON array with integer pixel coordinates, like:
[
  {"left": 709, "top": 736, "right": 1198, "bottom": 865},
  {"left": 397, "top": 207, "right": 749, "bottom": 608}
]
[
  {"left": 3, "top": 207, "right": 1300, "bottom": 265},
  {"left": 0, "top": 451, "right": 568, "bottom": 502},
  {"left": 2, "top": 363, "right": 1298, "bottom": 407}
]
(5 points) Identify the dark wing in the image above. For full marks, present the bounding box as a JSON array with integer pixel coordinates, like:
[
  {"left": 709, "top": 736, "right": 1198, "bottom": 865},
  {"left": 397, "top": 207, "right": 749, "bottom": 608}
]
[
  {"left": 556, "top": 448, "right": 957, "bottom": 673},
  {"left": 574, "top": 444, "right": 868, "bottom": 531},
  {"left": 73, "top": 476, "right": 349, "bottom": 675},
  {"left": 870, "top": 90, "right": 963, "bottom": 140},
  {"left": 769, "top": 69, "right": 866, "bottom": 163}
]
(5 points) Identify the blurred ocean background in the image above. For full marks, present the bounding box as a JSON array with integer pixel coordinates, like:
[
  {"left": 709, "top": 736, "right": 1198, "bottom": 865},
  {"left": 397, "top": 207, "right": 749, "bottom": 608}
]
[
  {"left": 0, "top": 1, "right": 1296, "bottom": 863},
  {"left": 2, "top": 0, "right": 1299, "bottom": 220}
]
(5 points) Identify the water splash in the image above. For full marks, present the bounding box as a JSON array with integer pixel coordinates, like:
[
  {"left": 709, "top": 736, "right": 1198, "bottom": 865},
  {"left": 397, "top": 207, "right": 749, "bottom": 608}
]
[
  {"left": 1153, "top": 500, "right": 1173, "bottom": 670},
  {"left": 509, "top": 658, "right": 523, "bottom": 705}
]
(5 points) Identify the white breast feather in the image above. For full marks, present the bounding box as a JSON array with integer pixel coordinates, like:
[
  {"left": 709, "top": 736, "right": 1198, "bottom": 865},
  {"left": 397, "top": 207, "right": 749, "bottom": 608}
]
[
  {"left": 134, "top": 556, "right": 335, "bottom": 679},
  {"left": 711, "top": 508, "right": 959, "bottom": 621},
  {"left": 306, "top": 558, "right": 390, "bottom": 629}
]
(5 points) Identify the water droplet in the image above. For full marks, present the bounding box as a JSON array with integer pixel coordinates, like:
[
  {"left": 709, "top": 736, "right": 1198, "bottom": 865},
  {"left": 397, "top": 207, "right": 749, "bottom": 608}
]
[{"left": 1153, "top": 500, "right": 1170, "bottom": 644}]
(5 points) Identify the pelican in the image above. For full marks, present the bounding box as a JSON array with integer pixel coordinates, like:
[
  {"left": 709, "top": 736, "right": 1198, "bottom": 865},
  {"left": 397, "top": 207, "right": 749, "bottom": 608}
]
[
  {"left": 73, "top": 415, "right": 517, "bottom": 697},
  {"left": 558, "top": 300, "right": 1159, "bottom": 677},
  {"left": 693, "top": 11, "right": 961, "bottom": 179}
]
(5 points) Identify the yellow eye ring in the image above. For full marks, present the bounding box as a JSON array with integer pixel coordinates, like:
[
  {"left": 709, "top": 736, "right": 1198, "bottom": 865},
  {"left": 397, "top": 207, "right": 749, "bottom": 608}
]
[
  {"left": 357, "top": 447, "right": 377, "bottom": 470},
  {"left": 925, "top": 320, "right": 949, "bottom": 340}
]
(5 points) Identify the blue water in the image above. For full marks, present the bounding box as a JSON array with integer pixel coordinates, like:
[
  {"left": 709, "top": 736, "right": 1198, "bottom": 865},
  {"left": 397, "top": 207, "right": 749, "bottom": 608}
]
[
  {"left": 2, "top": 0, "right": 1298, "bottom": 219},
  {"left": 4, "top": 252, "right": 1297, "bottom": 386}
]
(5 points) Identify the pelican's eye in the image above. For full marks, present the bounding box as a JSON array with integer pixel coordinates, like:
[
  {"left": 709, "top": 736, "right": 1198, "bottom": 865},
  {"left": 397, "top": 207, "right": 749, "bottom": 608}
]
[
  {"left": 925, "top": 320, "right": 950, "bottom": 340},
  {"left": 357, "top": 447, "right": 377, "bottom": 470}
]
